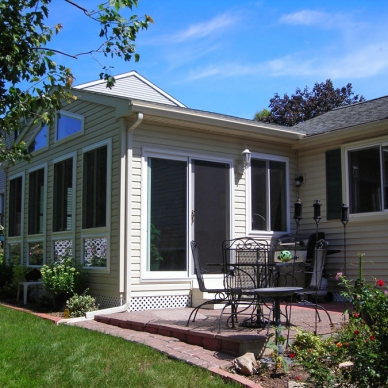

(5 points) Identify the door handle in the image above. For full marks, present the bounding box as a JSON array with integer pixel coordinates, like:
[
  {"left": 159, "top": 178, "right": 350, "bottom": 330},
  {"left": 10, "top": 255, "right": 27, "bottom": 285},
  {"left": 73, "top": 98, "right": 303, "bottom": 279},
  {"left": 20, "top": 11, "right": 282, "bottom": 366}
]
[{"left": 191, "top": 209, "right": 195, "bottom": 224}]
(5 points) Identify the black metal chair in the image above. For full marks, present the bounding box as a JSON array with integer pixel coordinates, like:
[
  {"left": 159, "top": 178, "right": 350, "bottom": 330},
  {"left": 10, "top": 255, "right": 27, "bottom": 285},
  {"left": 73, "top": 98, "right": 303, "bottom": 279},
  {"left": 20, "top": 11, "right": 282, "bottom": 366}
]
[
  {"left": 221, "top": 237, "right": 275, "bottom": 328},
  {"left": 186, "top": 241, "right": 234, "bottom": 330},
  {"left": 295, "top": 239, "right": 333, "bottom": 334}
]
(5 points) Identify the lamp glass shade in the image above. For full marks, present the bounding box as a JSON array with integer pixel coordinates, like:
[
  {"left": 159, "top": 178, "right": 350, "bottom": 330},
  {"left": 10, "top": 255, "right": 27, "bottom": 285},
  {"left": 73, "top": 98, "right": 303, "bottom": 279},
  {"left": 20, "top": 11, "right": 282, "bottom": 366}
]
[
  {"left": 341, "top": 203, "right": 349, "bottom": 223},
  {"left": 313, "top": 199, "right": 321, "bottom": 219},
  {"left": 294, "top": 200, "right": 302, "bottom": 220},
  {"left": 242, "top": 148, "right": 251, "bottom": 166}
]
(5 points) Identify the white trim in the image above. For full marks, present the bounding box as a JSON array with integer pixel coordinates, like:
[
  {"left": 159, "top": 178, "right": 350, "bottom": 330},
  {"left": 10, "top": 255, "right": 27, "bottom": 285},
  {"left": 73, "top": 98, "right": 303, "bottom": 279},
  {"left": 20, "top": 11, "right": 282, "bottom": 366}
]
[
  {"left": 245, "top": 152, "right": 290, "bottom": 237},
  {"left": 54, "top": 110, "right": 84, "bottom": 144}
]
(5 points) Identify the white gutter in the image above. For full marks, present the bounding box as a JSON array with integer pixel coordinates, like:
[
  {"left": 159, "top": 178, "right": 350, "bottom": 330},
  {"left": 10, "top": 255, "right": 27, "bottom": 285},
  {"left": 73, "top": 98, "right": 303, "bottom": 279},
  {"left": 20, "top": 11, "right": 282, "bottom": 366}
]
[{"left": 85, "top": 112, "right": 143, "bottom": 319}]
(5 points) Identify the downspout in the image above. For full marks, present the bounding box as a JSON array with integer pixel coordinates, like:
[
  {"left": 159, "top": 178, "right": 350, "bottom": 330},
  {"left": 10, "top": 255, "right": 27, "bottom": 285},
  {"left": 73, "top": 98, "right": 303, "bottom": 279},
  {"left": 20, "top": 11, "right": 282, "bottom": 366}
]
[
  {"left": 85, "top": 112, "right": 143, "bottom": 319},
  {"left": 124, "top": 112, "right": 143, "bottom": 308}
]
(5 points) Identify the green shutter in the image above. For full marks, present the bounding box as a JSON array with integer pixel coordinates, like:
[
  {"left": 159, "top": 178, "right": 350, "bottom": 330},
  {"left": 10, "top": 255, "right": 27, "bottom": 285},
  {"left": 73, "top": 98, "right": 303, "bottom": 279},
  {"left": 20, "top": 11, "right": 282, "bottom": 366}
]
[{"left": 326, "top": 149, "right": 342, "bottom": 220}]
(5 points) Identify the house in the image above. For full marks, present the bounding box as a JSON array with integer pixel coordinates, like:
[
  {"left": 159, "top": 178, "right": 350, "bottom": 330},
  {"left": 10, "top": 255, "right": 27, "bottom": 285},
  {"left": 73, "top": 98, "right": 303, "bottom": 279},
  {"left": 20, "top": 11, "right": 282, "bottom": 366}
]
[{"left": 3, "top": 71, "right": 388, "bottom": 311}]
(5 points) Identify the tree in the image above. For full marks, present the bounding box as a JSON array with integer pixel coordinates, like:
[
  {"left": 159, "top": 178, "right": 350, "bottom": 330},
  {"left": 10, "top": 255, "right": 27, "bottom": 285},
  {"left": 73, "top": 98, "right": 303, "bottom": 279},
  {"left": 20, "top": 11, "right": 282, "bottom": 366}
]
[
  {"left": 0, "top": 0, "right": 153, "bottom": 163},
  {"left": 254, "top": 80, "right": 365, "bottom": 127},
  {"left": 253, "top": 108, "right": 271, "bottom": 122}
]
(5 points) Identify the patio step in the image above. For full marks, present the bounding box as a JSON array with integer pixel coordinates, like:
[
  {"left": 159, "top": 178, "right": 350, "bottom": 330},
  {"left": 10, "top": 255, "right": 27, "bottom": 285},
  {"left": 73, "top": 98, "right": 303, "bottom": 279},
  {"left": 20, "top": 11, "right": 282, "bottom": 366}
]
[{"left": 94, "top": 311, "right": 269, "bottom": 358}]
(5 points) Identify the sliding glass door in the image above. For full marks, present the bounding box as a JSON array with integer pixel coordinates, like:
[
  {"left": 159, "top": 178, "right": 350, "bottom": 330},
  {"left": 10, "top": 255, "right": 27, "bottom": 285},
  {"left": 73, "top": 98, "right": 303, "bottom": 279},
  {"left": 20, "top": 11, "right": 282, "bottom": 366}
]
[{"left": 147, "top": 156, "right": 230, "bottom": 275}]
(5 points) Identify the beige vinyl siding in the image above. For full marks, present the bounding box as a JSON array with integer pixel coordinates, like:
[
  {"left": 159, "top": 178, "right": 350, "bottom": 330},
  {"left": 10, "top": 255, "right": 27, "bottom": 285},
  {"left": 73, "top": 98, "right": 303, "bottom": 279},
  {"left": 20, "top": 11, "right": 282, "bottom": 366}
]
[
  {"left": 129, "top": 120, "right": 298, "bottom": 297},
  {"left": 6, "top": 98, "right": 123, "bottom": 300},
  {"left": 298, "top": 146, "right": 388, "bottom": 283}
]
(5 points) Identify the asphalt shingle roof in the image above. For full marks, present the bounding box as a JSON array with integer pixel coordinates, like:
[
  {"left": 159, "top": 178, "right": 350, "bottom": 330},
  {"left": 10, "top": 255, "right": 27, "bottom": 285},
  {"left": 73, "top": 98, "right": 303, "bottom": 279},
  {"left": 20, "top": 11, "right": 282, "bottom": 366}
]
[{"left": 294, "top": 95, "right": 388, "bottom": 136}]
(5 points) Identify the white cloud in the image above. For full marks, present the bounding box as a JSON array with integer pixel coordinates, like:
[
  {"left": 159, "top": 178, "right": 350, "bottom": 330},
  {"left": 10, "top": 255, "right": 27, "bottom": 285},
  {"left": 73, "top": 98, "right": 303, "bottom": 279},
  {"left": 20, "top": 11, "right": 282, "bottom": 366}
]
[
  {"left": 280, "top": 10, "right": 330, "bottom": 26},
  {"left": 186, "top": 43, "right": 388, "bottom": 82},
  {"left": 279, "top": 9, "right": 361, "bottom": 31},
  {"left": 165, "top": 12, "right": 238, "bottom": 44}
]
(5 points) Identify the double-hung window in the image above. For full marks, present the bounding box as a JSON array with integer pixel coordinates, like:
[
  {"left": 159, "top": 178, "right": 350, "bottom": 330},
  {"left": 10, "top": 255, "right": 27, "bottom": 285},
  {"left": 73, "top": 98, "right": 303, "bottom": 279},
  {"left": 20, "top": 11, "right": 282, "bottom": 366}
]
[
  {"left": 249, "top": 154, "right": 288, "bottom": 233},
  {"left": 347, "top": 143, "right": 388, "bottom": 214}
]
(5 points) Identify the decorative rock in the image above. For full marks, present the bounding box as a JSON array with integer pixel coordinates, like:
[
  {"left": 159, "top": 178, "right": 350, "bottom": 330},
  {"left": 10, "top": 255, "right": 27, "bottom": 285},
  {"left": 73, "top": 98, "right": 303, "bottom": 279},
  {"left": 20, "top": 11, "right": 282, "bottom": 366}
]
[
  {"left": 339, "top": 360, "right": 354, "bottom": 369},
  {"left": 232, "top": 352, "right": 259, "bottom": 376}
]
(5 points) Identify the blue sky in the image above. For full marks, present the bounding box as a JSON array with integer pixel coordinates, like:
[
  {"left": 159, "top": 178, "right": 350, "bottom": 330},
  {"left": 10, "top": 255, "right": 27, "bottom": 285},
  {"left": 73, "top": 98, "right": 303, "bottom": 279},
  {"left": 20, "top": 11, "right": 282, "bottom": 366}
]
[{"left": 50, "top": 1, "right": 388, "bottom": 119}]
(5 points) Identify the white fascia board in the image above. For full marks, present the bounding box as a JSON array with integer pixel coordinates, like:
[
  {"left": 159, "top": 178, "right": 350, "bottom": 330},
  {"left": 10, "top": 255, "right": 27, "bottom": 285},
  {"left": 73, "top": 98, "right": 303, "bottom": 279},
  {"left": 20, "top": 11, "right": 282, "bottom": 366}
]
[{"left": 129, "top": 100, "right": 305, "bottom": 141}]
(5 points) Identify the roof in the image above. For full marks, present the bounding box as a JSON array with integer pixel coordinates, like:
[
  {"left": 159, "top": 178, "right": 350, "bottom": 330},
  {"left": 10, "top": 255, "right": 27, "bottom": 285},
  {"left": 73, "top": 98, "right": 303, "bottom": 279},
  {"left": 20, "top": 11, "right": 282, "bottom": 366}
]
[
  {"left": 294, "top": 95, "right": 388, "bottom": 135},
  {"left": 73, "top": 71, "right": 186, "bottom": 108}
]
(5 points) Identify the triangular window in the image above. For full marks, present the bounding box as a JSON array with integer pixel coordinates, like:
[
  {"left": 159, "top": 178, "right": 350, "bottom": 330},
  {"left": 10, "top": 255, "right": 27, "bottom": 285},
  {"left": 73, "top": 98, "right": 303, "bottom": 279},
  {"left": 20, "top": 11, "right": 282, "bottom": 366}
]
[{"left": 29, "top": 125, "right": 47, "bottom": 153}]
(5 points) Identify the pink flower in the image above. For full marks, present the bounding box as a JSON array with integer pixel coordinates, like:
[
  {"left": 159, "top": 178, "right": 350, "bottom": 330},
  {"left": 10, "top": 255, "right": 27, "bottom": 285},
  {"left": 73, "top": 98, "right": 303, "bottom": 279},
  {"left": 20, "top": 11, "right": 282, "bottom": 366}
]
[
  {"left": 297, "top": 376, "right": 301, "bottom": 381},
  {"left": 377, "top": 279, "right": 385, "bottom": 287},
  {"left": 336, "top": 272, "right": 343, "bottom": 281}
]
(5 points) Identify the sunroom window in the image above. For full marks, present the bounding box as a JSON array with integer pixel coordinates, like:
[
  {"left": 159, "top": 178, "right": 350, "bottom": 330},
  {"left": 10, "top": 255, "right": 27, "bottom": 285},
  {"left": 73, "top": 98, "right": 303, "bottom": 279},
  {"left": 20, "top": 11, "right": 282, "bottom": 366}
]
[
  {"left": 56, "top": 111, "right": 83, "bottom": 141},
  {"left": 250, "top": 157, "right": 287, "bottom": 232},
  {"left": 28, "top": 168, "right": 45, "bottom": 235},
  {"left": 82, "top": 145, "right": 107, "bottom": 229},
  {"left": 9, "top": 176, "right": 23, "bottom": 237},
  {"left": 53, "top": 158, "right": 73, "bottom": 232},
  {"left": 348, "top": 145, "right": 388, "bottom": 214},
  {"left": 28, "top": 125, "right": 47, "bottom": 153}
]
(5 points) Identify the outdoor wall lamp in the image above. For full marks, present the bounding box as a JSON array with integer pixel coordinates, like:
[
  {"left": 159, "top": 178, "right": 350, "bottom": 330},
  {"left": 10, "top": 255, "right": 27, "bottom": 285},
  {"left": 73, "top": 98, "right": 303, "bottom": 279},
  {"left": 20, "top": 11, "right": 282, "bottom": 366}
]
[
  {"left": 295, "top": 176, "right": 304, "bottom": 187},
  {"left": 313, "top": 199, "right": 321, "bottom": 223},
  {"left": 238, "top": 147, "right": 251, "bottom": 174}
]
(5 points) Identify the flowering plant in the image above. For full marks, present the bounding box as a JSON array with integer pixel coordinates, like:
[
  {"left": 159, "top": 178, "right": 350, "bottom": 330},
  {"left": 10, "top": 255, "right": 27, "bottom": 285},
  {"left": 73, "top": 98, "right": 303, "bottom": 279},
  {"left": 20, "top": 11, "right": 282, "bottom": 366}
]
[
  {"left": 338, "top": 253, "right": 388, "bottom": 325},
  {"left": 40, "top": 258, "right": 80, "bottom": 295},
  {"left": 290, "top": 253, "right": 388, "bottom": 387}
]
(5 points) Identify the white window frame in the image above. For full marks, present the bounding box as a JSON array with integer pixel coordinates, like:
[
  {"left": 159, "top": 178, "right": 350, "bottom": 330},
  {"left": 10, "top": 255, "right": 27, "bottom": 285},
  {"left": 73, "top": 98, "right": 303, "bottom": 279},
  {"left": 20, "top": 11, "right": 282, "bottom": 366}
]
[
  {"left": 81, "top": 139, "right": 111, "bottom": 271},
  {"left": 52, "top": 152, "right": 77, "bottom": 235},
  {"left": 141, "top": 147, "right": 234, "bottom": 280},
  {"left": 245, "top": 152, "right": 290, "bottom": 237},
  {"left": 344, "top": 136, "right": 388, "bottom": 221},
  {"left": 54, "top": 110, "right": 84, "bottom": 144}
]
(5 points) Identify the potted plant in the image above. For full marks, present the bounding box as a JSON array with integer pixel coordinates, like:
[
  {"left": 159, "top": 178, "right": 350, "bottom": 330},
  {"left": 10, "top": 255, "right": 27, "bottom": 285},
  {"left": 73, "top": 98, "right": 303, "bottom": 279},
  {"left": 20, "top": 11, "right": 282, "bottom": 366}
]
[
  {"left": 150, "top": 223, "right": 163, "bottom": 271},
  {"left": 40, "top": 258, "right": 80, "bottom": 310}
]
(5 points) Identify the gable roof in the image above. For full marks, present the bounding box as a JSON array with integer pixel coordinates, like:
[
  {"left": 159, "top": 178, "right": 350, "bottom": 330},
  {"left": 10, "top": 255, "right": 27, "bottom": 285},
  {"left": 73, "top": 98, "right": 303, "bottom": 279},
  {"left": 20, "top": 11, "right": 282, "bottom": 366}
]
[
  {"left": 294, "top": 95, "right": 388, "bottom": 136},
  {"left": 73, "top": 71, "right": 186, "bottom": 108}
]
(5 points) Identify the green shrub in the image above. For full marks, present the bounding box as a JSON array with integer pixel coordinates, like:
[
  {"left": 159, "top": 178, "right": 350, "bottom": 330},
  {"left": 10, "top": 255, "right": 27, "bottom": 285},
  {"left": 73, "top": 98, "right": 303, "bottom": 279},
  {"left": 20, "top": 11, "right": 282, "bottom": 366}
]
[
  {"left": 66, "top": 289, "right": 99, "bottom": 318},
  {"left": 40, "top": 258, "right": 81, "bottom": 296}
]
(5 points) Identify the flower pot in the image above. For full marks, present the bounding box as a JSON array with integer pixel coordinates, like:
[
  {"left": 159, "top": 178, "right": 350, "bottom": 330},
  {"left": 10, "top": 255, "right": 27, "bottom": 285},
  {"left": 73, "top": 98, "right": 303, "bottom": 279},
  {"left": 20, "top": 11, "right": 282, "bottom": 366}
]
[{"left": 53, "top": 293, "right": 71, "bottom": 311}]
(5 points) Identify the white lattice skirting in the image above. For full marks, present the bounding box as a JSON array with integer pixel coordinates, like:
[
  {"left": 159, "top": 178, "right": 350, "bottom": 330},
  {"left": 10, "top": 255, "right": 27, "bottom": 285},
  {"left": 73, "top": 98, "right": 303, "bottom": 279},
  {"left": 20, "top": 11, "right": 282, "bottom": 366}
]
[
  {"left": 93, "top": 294, "right": 191, "bottom": 311},
  {"left": 130, "top": 295, "right": 191, "bottom": 311}
]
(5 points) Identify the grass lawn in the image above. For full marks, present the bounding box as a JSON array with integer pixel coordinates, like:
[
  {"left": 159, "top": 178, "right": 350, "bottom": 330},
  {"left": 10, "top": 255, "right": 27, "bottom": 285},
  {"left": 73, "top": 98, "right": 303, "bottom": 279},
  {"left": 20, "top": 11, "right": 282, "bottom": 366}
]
[{"left": 0, "top": 305, "right": 238, "bottom": 387}]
